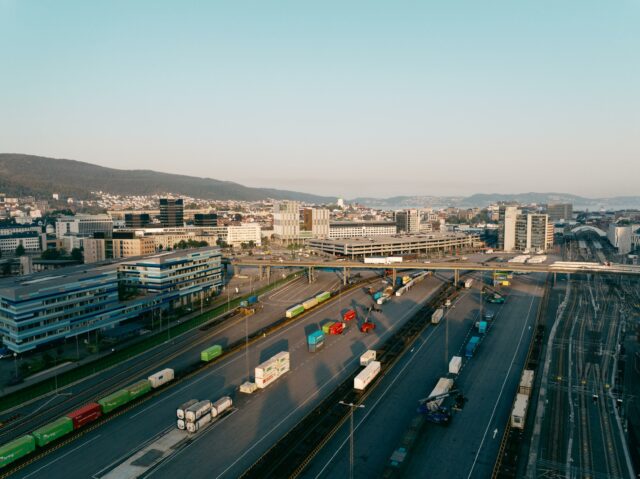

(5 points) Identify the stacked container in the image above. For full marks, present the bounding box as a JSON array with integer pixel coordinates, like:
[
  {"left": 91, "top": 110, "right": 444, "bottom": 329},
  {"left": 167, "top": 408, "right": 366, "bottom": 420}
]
[
  {"left": 211, "top": 396, "right": 233, "bottom": 418},
  {"left": 307, "top": 330, "right": 325, "bottom": 353},
  {"left": 322, "top": 321, "right": 336, "bottom": 334},
  {"left": 255, "top": 351, "right": 290, "bottom": 389},
  {"left": 184, "top": 400, "right": 212, "bottom": 433}
]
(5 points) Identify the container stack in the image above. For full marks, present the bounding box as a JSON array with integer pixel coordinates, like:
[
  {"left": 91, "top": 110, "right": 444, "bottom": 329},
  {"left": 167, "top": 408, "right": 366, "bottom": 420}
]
[
  {"left": 307, "top": 330, "right": 325, "bottom": 353},
  {"left": 255, "top": 351, "right": 290, "bottom": 389}
]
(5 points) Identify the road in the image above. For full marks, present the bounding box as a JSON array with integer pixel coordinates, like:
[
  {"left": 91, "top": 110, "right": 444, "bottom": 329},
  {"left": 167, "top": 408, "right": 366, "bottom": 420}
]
[
  {"left": 13, "top": 272, "right": 450, "bottom": 479},
  {"left": 0, "top": 270, "right": 346, "bottom": 444},
  {"left": 301, "top": 272, "right": 546, "bottom": 479}
]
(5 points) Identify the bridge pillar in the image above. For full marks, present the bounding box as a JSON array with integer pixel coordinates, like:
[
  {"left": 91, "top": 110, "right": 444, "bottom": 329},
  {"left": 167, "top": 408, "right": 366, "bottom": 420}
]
[
  {"left": 343, "top": 267, "right": 349, "bottom": 286},
  {"left": 454, "top": 269, "right": 459, "bottom": 285},
  {"left": 266, "top": 266, "right": 271, "bottom": 282},
  {"left": 392, "top": 268, "right": 397, "bottom": 286},
  {"left": 258, "top": 265, "right": 263, "bottom": 280},
  {"left": 308, "top": 266, "right": 314, "bottom": 284}
]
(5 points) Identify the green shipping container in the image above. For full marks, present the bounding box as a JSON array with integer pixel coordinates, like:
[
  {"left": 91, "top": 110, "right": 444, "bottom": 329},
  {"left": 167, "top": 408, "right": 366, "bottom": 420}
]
[
  {"left": 285, "top": 305, "right": 305, "bottom": 318},
  {"left": 315, "top": 292, "right": 331, "bottom": 303},
  {"left": 201, "top": 344, "right": 223, "bottom": 362},
  {"left": 126, "top": 379, "right": 152, "bottom": 400},
  {"left": 322, "top": 321, "right": 336, "bottom": 334},
  {"left": 32, "top": 417, "right": 73, "bottom": 447},
  {"left": 98, "top": 389, "right": 132, "bottom": 414},
  {"left": 0, "top": 435, "right": 36, "bottom": 468}
]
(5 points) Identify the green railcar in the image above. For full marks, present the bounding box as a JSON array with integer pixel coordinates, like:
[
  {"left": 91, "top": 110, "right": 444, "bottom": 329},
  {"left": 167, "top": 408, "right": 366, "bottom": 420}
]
[
  {"left": 98, "top": 389, "right": 132, "bottom": 414},
  {"left": 32, "top": 417, "right": 74, "bottom": 447},
  {"left": 0, "top": 435, "right": 36, "bottom": 468},
  {"left": 126, "top": 379, "right": 152, "bottom": 400},
  {"left": 201, "top": 344, "right": 223, "bottom": 362},
  {"left": 315, "top": 291, "right": 331, "bottom": 303}
]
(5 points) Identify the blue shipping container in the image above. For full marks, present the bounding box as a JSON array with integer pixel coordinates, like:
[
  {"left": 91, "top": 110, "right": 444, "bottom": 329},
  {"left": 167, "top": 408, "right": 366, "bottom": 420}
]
[
  {"left": 465, "top": 336, "right": 480, "bottom": 358},
  {"left": 307, "top": 330, "right": 325, "bottom": 345},
  {"left": 248, "top": 295, "right": 258, "bottom": 305},
  {"left": 478, "top": 321, "right": 488, "bottom": 334},
  {"left": 373, "top": 292, "right": 383, "bottom": 301},
  {"left": 308, "top": 341, "right": 324, "bottom": 353}
]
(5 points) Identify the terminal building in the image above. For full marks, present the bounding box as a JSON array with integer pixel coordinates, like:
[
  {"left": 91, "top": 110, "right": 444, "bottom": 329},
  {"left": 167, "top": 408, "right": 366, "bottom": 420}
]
[
  {"left": 309, "top": 232, "right": 482, "bottom": 259},
  {"left": 0, "top": 247, "right": 223, "bottom": 353},
  {"left": 328, "top": 221, "right": 397, "bottom": 239}
]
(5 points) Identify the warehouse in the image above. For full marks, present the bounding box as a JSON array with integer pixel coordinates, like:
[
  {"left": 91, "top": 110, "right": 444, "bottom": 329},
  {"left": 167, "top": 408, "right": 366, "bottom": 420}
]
[{"left": 309, "top": 233, "right": 482, "bottom": 259}]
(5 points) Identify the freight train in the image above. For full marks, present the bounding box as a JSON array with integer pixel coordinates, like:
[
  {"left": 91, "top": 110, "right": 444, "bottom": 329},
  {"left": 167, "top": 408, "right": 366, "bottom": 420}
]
[
  {"left": 285, "top": 291, "right": 331, "bottom": 319},
  {"left": 0, "top": 368, "right": 175, "bottom": 469}
]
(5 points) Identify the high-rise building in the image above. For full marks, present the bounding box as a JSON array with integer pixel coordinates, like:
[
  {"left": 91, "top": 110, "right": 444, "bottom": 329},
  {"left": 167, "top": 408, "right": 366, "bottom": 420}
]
[
  {"left": 124, "top": 213, "right": 151, "bottom": 228},
  {"left": 159, "top": 198, "right": 184, "bottom": 227},
  {"left": 273, "top": 201, "right": 300, "bottom": 240},
  {"left": 194, "top": 213, "right": 218, "bottom": 227},
  {"left": 498, "top": 206, "right": 520, "bottom": 252},
  {"left": 395, "top": 209, "right": 421, "bottom": 234},
  {"left": 500, "top": 207, "right": 552, "bottom": 252},
  {"left": 303, "top": 208, "right": 330, "bottom": 238},
  {"left": 547, "top": 203, "right": 573, "bottom": 223}
]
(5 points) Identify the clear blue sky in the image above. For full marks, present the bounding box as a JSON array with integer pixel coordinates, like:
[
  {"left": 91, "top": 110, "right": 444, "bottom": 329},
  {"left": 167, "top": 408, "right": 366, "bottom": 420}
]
[{"left": 1, "top": 0, "right": 638, "bottom": 198}]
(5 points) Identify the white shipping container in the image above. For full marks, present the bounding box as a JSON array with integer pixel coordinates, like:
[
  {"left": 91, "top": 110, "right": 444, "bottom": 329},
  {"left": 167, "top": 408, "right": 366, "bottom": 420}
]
[
  {"left": 187, "top": 413, "right": 212, "bottom": 433},
  {"left": 519, "top": 370, "right": 534, "bottom": 396},
  {"left": 511, "top": 393, "right": 529, "bottom": 429},
  {"left": 177, "top": 419, "right": 186, "bottom": 430},
  {"left": 256, "top": 375, "right": 277, "bottom": 389},
  {"left": 272, "top": 351, "right": 290, "bottom": 364},
  {"left": 302, "top": 298, "right": 318, "bottom": 310},
  {"left": 431, "top": 308, "right": 444, "bottom": 324},
  {"left": 427, "top": 377, "right": 454, "bottom": 412},
  {"left": 148, "top": 368, "right": 175, "bottom": 388},
  {"left": 255, "top": 360, "right": 277, "bottom": 378},
  {"left": 360, "top": 350, "right": 377, "bottom": 366},
  {"left": 448, "top": 356, "right": 462, "bottom": 375},
  {"left": 464, "top": 278, "right": 473, "bottom": 289},
  {"left": 240, "top": 381, "right": 257, "bottom": 394},
  {"left": 185, "top": 400, "right": 212, "bottom": 422},
  {"left": 211, "top": 396, "right": 233, "bottom": 417},
  {"left": 354, "top": 361, "right": 381, "bottom": 390},
  {"left": 177, "top": 399, "right": 198, "bottom": 419}
]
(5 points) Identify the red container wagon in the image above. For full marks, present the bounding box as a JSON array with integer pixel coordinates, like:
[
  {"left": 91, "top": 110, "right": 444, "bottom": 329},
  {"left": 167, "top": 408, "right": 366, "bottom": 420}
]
[
  {"left": 67, "top": 402, "right": 102, "bottom": 429},
  {"left": 343, "top": 309, "right": 357, "bottom": 321}
]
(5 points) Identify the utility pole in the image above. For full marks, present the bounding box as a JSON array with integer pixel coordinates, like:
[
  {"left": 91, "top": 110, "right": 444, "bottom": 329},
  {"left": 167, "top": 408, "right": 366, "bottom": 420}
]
[{"left": 339, "top": 401, "right": 365, "bottom": 479}]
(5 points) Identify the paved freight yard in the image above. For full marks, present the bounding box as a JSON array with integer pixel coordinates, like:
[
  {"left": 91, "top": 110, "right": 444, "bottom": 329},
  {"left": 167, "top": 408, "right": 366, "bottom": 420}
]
[
  {"left": 0, "top": 270, "right": 347, "bottom": 444},
  {"left": 11, "top": 271, "right": 449, "bottom": 478},
  {"left": 301, "top": 272, "right": 546, "bottom": 479}
]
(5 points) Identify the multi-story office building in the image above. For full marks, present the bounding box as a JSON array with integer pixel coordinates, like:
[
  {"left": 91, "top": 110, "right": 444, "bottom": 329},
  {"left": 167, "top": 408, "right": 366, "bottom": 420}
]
[
  {"left": 328, "top": 221, "right": 397, "bottom": 239},
  {"left": 124, "top": 213, "right": 151, "bottom": 228},
  {"left": 273, "top": 201, "right": 300, "bottom": 240},
  {"left": 227, "top": 224, "right": 262, "bottom": 247},
  {"left": 112, "top": 233, "right": 156, "bottom": 258},
  {"left": 83, "top": 237, "right": 109, "bottom": 264},
  {"left": 395, "top": 209, "right": 421, "bottom": 234},
  {"left": 303, "top": 208, "right": 330, "bottom": 238},
  {"left": 0, "top": 232, "right": 46, "bottom": 255},
  {"left": 0, "top": 247, "right": 222, "bottom": 353},
  {"left": 159, "top": 198, "right": 184, "bottom": 227},
  {"left": 194, "top": 213, "right": 218, "bottom": 227},
  {"left": 547, "top": 203, "right": 573, "bottom": 223},
  {"left": 55, "top": 214, "right": 113, "bottom": 239},
  {"left": 0, "top": 225, "right": 42, "bottom": 236},
  {"left": 500, "top": 207, "right": 552, "bottom": 252},
  {"left": 498, "top": 206, "right": 520, "bottom": 252}
]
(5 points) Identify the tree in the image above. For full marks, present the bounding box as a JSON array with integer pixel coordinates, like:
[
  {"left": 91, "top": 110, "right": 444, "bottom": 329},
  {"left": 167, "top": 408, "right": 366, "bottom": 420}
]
[
  {"left": 15, "top": 244, "right": 25, "bottom": 256},
  {"left": 41, "top": 249, "right": 63, "bottom": 260},
  {"left": 71, "top": 247, "right": 83, "bottom": 262}
]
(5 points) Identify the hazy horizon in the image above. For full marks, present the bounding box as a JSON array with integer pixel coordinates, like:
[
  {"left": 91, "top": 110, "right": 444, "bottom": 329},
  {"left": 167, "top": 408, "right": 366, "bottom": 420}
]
[{"left": 1, "top": 1, "right": 639, "bottom": 198}]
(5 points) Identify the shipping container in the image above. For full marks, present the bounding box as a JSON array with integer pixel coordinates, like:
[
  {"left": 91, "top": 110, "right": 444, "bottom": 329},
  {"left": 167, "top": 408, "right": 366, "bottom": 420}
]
[
  {"left": 343, "top": 309, "right": 356, "bottom": 321},
  {"left": 308, "top": 341, "right": 324, "bottom": 353},
  {"left": 98, "top": 389, "right": 131, "bottom": 414},
  {"left": 431, "top": 308, "right": 444, "bottom": 324},
  {"left": 66, "top": 403, "right": 102, "bottom": 430},
  {"left": 185, "top": 400, "right": 212, "bottom": 422},
  {"left": 126, "top": 379, "right": 152, "bottom": 400},
  {"left": 328, "top": 322, "right": 345, "bottom": 335},
  {"left": 372, "top": 292, "right": 383, "bottom": 301},
  {"left": 247, "top": 295, "right": 258, "bottom": 305},
  {"left": 177, "top": 419, "right": 186, "bottom": 430},
  {"left": 477, "top": 321, "right": 488, "bottom": 334},
  {"left": 322, "top": 321, "right": 336, "bottom": 334},
  {"left": 201, "top": 344, "right": 223, "bottom": 362},
  {"left": 32, "top": 417, "right": 74, "bottom": 447},
  {"left": 286, "top": 304, "right": 305, "bottom": 318},
  {"left": 0, "top": 435, "right": 36, "bottom": 469},
  {"left": 302, "top": 298, "right": 319, "bottom": 310},
  {"left": 211, "top": 396, "right": 233, "bottom": 418},
  {"left": 511, "top": 393, "right": 529, "bottom": 429},
  {"left": 425, "top": 378, "right": 454, "bottom": 412},
  {"left": 187, "top": 413, "right": 212, "bottom": 433},
  {"left": 315, "top": 291, "right": 331, "bottom": 303},
  {"left": 360, "top": 321, "right": 376, "bottom": 333},
  {"left": 148, "top": 368, "right": 175, "bottom": 388},
  {"left": 448, "top": 356, "right": 462, "bottom": 375},
  {"left": 360, "top": 350, "right": 376, "bottom": 366},
  {"left": 255, "top": 359, "right": 278, "bottom": 379},
  {"left": 239, "top": 382, "right": 257, "bottom": 394},
  {"left": 307, "top": 330, "right": 324, "bottom": 345},
  {"left": 464, "top": 278, "right": 473, "bottom": 289},
  {"left": 177, "top": 399, "right": 198, "bottom": 419},
  {"left": 354, "top": 361, "right": 381, "bottom": 390},
  {"left": 519, "top": 370, "right": 534, "bottom": 396},
  {"left": 465, "top": 336, "right": 480, "bottom": 358},
  {"left": 272, "top": 351, "right": 290, "bottom": 364}
]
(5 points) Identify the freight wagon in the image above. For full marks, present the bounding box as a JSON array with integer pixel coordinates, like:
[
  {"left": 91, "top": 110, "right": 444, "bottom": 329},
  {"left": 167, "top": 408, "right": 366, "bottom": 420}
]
[
  {"left": 302, "top": 298, "right": 319, "bottom": 310},
  {"left": 67, "top": 403, "right": 102, "bottom": 429},
  {"left": 354, "top": 361, "right": 381, "bottom": 390},
  {"left": 510, "top": 393, "right": 529, "bottom": 429},
  {"left": 201, "top": 344, "right": 223, "bottom": 362},
  {"left": 0, "top": 436, "right": 35, "bottom": 469},
  {"left": 286, "top": 304, "right": 305, "bottom": 318},
  {"left": 315, "top": 291, "right": 331, "bottom": 303}
]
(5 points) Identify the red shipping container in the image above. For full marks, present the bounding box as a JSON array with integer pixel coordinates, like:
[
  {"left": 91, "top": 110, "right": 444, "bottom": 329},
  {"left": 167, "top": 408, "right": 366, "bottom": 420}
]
[
  {"left": 343, "top": 310, "right": 356, "bottom": 321},
  {"left": 67, "top": 402, "right": 102, "bottom": 429},
  {"left": 360, "top": 322, "right": 376, "bottom": 333},
  {"left": 329, "top": 322, "right": 345, "bottom": 335}
]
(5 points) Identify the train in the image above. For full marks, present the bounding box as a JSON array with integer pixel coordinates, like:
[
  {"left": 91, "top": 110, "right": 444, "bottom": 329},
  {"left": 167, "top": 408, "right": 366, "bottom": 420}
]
[
  {"left": 510, "top": 369, "right": 534, "bottom": 429},
  {"left": 285, "top": 291, "right": 332, "bottom": 319},
  {"left": 0, "top": 368, "right": 175, "bottom": 469}
]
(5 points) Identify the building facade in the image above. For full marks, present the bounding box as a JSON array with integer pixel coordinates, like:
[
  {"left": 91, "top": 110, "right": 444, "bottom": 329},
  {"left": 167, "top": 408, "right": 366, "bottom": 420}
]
[
  {"left": 194, "top": 213, "right": 218, "bottom": 227},
  {"left": 55, "top": 214, "right": 113, "bottom": 239},
  {"left": 395, "top": 209, "right": 421, "bottom": 234},
  {"left": 500, "top": 207, "right": 552, "bottom": 252},
  {"left": 303, "top": 208, "right": 330, "bottom": 238},
  {"left": 0, "top": 232, "right": 46, "bottom": 255},
  {"left": 159, "top": 198, "right": 184, "bottom": 227},
  {"left": 498, "top": 206, "right": 520, "bottom": 252},
  {"left": 124, "top": 213, "right": 151, "bottom": 228},
  {"left": 273, "top": 201, "right": 300, "bottom": 240},
  {"left": 608, "top": 222, "right": 637, "bottom": 255},
  {"left": 547, "top": 203, "right": 573, "bottom": 223},
  {"left": 329, "top": 221, "right": 397, "bottom": 239}
]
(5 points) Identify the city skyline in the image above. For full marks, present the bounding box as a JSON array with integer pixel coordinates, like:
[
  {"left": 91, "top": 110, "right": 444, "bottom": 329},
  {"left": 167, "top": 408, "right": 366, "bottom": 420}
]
[{"left": 1, "top": 1, "right": 639, "bottom": 197}]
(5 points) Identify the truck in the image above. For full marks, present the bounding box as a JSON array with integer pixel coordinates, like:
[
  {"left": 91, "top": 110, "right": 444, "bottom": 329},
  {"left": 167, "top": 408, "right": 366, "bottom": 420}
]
[
  {"left": 360, "top": 350, "right": 377, "bottom": 366},
  {"left": 448, "top": 356, "right": 462, "bottom": 375},
  {"left": 465, "top": 336, "right": 480, "bottom": 358},
  {"left": 201, "top": 344, "right": 223, "bottom": 362},
  {"left": 343, "top": 309, "right": 357, "bottom": 321},
  {"left": 431, "top": 308, "right": 444, "bottom": 324},
  {"left": 354, "top": 361, "right": 381, "bottom": 390},
  {"left": 423, "top": 378, "right": 454, "bottom": 412},
  {"left": 286, "top": 304, "right": 305, "bottom": 318},
  {"left": 177, "top": 399, "right": 198, "bottom": 419},
  {"left": 476, "top": 321, "right": 488, "bottom": 334}
]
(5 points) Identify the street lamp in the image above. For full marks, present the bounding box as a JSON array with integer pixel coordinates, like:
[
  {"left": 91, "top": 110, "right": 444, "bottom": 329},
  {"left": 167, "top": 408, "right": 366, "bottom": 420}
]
[
  {"left": 13, "top": 352, "right": 18, "bottom": 378},
  {"left": 339, "top": 401, "right": 365, "bottom": 479}
]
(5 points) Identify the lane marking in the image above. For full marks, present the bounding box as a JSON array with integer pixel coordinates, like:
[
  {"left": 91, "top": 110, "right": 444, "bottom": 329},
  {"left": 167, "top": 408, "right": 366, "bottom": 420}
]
[{"left": 20, "top": 434, "right": 102, "bottom": 479}]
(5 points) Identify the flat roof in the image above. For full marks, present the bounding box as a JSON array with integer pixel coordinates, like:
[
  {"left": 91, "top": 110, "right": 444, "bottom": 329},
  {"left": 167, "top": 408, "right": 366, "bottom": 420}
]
[
  {"left": 330, "top": 221, "right": 396, "bottom": 227},
  {"left": 309, "top": 232, "right": 476, "bottom": 247}
]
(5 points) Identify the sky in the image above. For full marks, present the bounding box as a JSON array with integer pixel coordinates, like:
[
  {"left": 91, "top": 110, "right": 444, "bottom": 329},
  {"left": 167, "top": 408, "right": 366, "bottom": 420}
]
[{"left": 0, "top": 0, "right": 639, "bottom": 198}]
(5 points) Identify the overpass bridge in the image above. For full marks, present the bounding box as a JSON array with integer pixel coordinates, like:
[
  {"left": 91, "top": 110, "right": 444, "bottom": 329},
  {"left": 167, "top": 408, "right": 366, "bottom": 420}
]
[{"left": 228, "top": 258, "right": 640, "bottom": 285}]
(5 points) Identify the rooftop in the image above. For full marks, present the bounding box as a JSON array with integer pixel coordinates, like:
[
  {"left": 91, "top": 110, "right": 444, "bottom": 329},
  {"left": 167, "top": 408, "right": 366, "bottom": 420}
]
[{"left": 310, "top": 232, "right": 476, "bottom": 247}]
